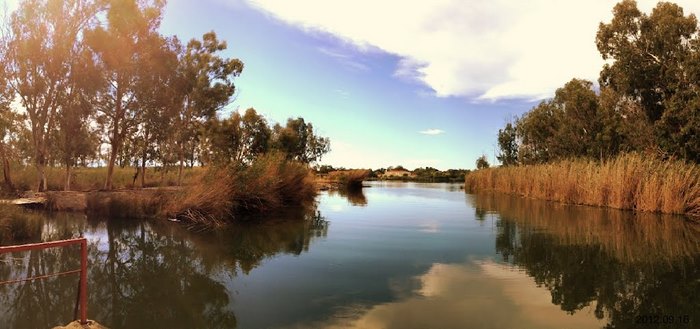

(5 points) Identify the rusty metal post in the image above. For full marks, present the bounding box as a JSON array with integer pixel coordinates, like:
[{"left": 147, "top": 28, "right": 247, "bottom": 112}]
[
  {"left": 80, "top": 238, "right": 88, "bottom": 325},
  {"left": 0, "top": 237, "right": 90, "bottom": 324}
]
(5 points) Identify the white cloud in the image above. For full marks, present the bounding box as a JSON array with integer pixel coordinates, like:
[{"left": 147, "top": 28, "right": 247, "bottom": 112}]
[
  {"left": 244, "top": 0, "right": 700, "bottom": 100},
  {"left": 419, "top": 129, "right": 444, "bottom": 135},
  {"left": 317, "top": 47, "right": 370, "bottom": 72}
]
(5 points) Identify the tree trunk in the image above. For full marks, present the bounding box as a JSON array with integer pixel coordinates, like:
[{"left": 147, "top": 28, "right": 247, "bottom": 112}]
[
  {"left": 36, "top": 160, "right": 47, "bottom": 192},
  {"left": 140, "top": 154, "right": 147, "bottom": 188},
  {"left": 141, "top": 129, "right": 148, "bottom": 188},
  {"left": 105, "top": 87, "right": 123, "bottom": 191},
  {"left": 0, "top": 142, "right": 14, "bottom": 192},
  {"left": 105, "top": 142, "right": 119, "bottom": 190},
  {"left": 64, "top": 165, "right": 72, "bottom": 191},
  {"left": 177, "top": 146, "right": 184, "bottom": 186}
]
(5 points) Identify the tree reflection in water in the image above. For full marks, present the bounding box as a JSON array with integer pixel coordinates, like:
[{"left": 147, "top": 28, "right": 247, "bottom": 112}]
[
  {"left": 329, "top": 188, "right": 368, "bottom": 206},
  {"left": 468, "top": 192, "right": 700, "bottom": 329},
  {"left": 0, "top": 206, "right": 327, "bottom": 329}
]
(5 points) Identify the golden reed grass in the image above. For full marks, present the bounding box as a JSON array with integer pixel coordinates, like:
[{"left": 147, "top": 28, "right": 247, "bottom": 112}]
[
  {"left": 327, "top": 169, "right": 369, "bottom": 189},
  {"left": 468, "top": 193, "right": 700, "bottom": 264},
  {"left": 465, "top": 153, "right": 700, "bottom": 217},
  {"left": 164, "top": 153, "right": 318, "bottom": 225}
]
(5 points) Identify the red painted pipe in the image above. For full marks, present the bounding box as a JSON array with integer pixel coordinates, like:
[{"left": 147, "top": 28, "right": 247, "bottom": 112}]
[{"left": 80, "top": 239, "right": 88, "bottom": 325}]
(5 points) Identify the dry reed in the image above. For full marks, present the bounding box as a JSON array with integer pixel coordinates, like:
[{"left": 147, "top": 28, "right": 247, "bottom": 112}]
[
  {"left": 164, "top": 153, "right": 318, "bottom": 225},
  {"left": 465, "top": 153, "right": 700, "bottom": 217},
  {"left": 327, "top": 169, "right": 370, "bottom": 190}
]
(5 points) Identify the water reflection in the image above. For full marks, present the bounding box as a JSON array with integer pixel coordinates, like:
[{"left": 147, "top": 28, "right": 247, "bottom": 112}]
[
  {"left": 0, "top": 207, "right": 327, "bottom": 329},
  {"left": 469, "top": 192, "right": 700, "bottom": 328},
  {"left": 316, "top": 261, "right": 603, "bottom": 329},
  {"left": 329, "top": 188, "right": 367, "bottom": 206}
]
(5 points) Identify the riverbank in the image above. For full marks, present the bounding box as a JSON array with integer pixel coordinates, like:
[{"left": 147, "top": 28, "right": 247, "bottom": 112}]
[{"left": 465, "top": 153, "right": 700, "bottom": 217}]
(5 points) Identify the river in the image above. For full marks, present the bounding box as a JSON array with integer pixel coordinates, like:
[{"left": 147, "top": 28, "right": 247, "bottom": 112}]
[{"left": 1, "top": 181, "right": 698, "bottom": 329}]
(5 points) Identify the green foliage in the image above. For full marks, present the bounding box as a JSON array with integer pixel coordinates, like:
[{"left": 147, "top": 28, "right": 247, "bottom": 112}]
[
  {"left": 0, "top": 1, "right": 329, "bottom": 193},
  {"left": 476, "top": 155, "right": 490, "bottom": 170},
  {"left": 596, "top": 0, "right": 700, "bottom": 161},
  {"left": 497, "top": 122, "right": 518, "bottom": 166},
  {"left": 272, "top": 117, "right": 330, "bottom": 164},
  {"left": 411, "top": 167, "right": 469, "bottom": 182},
  {"left": 206, "top": 108, "right": 271, "bottom": 166},
  {"left": 496, "top": 1, "right": 700, "bottom": 165}
]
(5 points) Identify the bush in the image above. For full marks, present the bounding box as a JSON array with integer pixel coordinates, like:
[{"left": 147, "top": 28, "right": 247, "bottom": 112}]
[
  {"left": 327, "top": 170, "right": 369, "bottom": 190},
  {"left": 164, "top": 153, "right": 317, "bottom": 225}
]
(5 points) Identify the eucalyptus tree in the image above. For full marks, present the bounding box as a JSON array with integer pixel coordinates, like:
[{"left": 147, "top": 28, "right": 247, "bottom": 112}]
[
  {"left": 86, "top": 0, "right": 167, "bottom": 190},
  {"left": 205, "top": 108, "right": 271, "bottom": 166},
  {"left": 0, "top": 44, "right": 19, "bottom": 191},
  {"left": 496, "top": 122, "right": 518, "bottom": 166},
  {"left": 131, "top": 35, "right": 181, "bottom": 187},
  {"left": 5, "top": 0, "right": 102, "bottom": 191},
  {"left": 173, "top": 31, "right": 244, "bottom": 184},
  {"left": 272, "top": 117, "right": 330, "bottom": 164},
  {"left": 597, "top": 0, "right": 700, "bottom": 160}
]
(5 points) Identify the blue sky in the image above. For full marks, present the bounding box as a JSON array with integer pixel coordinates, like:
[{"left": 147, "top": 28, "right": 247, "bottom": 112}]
[{"left": 5, "top": 0, "right": 700, "bottom": 169}]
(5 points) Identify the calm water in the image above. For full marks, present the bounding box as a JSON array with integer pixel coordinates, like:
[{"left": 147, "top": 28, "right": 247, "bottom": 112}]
[{"left": 1, "top": 182, "right": 699, "bottom": 329}]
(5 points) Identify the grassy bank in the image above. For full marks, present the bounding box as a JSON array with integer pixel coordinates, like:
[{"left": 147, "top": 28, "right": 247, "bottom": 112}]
[
  {"left": 164, "top": 153, "right": 318, "bottom": 226},
  {"left": 7, "top": 165, "right": 203, "bottom": 192},
  {"left": 0, "top": 204, "right": 43, "bottom": 244},
  {"left": 465, "top": 153, "right": 700, "bottom": 217}
]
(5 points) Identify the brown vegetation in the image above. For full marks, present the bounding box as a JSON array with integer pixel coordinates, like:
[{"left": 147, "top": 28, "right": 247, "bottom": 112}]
[
  {"left": 0, "top": 204, "right": 42, "bottom": 244},
  {"left": 465, "top": 153, "right": 700, "bottom": 217},
  {"left": 327, "top": 170, "right": 370, "bottom": 190},
  {"left": 8, "top": 166, "right": 202, "bottom": 192},
  {"left": 164, "top": 153, "right": 317, "bottom": 226},
  {"left": 469, "top": 192, "right": 700, "bottom": 264}
]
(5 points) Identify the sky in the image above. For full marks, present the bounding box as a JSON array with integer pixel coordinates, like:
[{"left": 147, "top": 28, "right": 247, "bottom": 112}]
[{"left": 4, "top": 0, "right": 700, "bottom": 170}]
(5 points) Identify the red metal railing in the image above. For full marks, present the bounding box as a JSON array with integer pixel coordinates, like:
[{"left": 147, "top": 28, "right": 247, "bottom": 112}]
[{"left": 0, "top": 238, "right": 88, "bottom": 325}]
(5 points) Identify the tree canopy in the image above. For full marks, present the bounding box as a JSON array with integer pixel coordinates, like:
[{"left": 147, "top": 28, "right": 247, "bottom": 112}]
[
  {"left": 0, "top": 0, "right": 330, "bottom": 192},
  {"left": 497, "top": 0, "right": 700, "bottom": 165}
]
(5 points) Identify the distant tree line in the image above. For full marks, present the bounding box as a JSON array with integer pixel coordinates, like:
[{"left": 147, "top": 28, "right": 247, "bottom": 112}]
[
  {"left": 316, "top": 165, "right": 469, "bottom": 182},
  {"left": 0, "top": 0, "right": 329, "bottom": 192},
  {"left": 496, "top": 0, "right": 700, "bottom": 166}
]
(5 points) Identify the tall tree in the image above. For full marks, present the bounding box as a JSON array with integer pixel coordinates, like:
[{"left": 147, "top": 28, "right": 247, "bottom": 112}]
[
  {"left": 174, "top": 31, "right": 244, "bottom": 184},
  {"left": 497, "top": 122, "right": 518, "bottom": 166},
  {"left": 0, "top": 41, "right": 18, "bottom": 192},
  {"left": 597, "top": 0, "right": 699, "bottom": 160},
  {"left": 86, "top": 0, "right": 165, "bottom": 190},
  {"left": 205, "top": 108, "right": 272, "bottom": 166},
  {"left": 5, "top": 0, "right": 101, "bottom": 191},
  {"left": 132, "top": 35, "right": 180, "bottom": 187},
  {"left": 272, "top": 117, "right": 330, "bottom": 164},
  {"left": 476, "top": 155, "right": 490, "bottom": 170}
]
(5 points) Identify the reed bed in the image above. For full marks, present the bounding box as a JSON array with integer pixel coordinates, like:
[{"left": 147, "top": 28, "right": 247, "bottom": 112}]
[
  {"left": 327, "top": 169, "right": 370, "bottom": 190},
  {"left": 465, "top": 153, "right": 700, "bottom": 217},
  {"left": 164, "top": 153, "right": 318, "bottom": 226}
]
